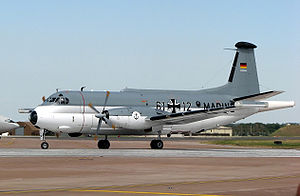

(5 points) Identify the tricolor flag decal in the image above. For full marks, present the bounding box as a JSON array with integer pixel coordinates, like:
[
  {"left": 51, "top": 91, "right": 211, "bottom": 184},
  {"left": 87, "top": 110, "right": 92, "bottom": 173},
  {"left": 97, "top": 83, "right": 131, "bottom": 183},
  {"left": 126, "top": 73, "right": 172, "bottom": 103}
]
[{"left": 240, "top": 63, "right": 247, "bottom": 71}]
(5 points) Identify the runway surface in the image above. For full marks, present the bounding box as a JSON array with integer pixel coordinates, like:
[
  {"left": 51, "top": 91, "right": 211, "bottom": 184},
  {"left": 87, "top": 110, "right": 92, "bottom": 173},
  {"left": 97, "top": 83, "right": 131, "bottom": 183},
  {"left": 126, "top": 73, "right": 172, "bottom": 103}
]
[
  {"left": 1, "top": 138, "right": 300, "bottom": 195},
  {"left": 1, "top": 148, "right": 300, "bottom": 157}
]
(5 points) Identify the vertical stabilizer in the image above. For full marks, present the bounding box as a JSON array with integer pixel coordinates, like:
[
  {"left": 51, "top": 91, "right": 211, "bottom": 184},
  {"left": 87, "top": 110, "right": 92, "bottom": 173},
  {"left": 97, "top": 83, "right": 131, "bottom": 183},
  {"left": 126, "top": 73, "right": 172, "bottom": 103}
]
[{"left": 212, "top": 42, "right": 260, "bottom": 97}]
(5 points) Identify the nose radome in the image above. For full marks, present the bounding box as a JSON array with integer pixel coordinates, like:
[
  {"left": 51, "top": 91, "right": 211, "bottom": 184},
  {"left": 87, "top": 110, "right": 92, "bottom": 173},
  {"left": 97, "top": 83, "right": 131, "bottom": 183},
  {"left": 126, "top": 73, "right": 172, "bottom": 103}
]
[{"left": 29, "top": 111, "right": 38, "bottom": 125}]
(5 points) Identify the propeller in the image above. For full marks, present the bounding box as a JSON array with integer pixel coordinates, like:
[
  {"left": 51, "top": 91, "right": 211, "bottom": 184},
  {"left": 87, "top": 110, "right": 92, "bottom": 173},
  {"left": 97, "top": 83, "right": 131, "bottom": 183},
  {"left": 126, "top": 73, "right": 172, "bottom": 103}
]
[{"left": 88, "top": 91, "right": 115, "bottom": 140}]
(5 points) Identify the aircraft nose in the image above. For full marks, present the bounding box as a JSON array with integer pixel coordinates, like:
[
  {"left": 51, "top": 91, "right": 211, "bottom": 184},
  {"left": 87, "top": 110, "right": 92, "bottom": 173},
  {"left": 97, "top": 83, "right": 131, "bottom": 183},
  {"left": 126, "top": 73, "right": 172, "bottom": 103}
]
[{"left": 29, "top": 111, "right": 38, "bottom": 125}]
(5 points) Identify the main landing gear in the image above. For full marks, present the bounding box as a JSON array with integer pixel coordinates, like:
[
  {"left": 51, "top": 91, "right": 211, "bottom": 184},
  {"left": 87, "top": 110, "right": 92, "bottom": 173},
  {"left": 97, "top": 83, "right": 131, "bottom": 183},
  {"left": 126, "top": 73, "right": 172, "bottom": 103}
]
[
  {"left": 40, "top": 129, "right": 49, "bottom": 149},
  {"left": 150, "top": 131, "right": 164, "bottom": 149},
  {"left": 97, "top": 135, "right": 110, "bottom": 149},
  {"left": 150, "top": 139, "right": 164, "bottom": 149}
]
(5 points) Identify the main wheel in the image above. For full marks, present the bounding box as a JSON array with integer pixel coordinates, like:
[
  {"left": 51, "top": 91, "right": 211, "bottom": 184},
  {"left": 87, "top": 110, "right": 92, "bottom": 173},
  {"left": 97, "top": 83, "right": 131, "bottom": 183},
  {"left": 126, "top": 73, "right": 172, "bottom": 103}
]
[
  {"left": 156, "top": 140, "right": 163, "bottom": 149},
  {"left": 150, "top": 140, "right": 164, "bottom": 149},
  {"left": 98, "top": 140, "right": 110, "bottom": 149},
  {"left": 41, "top": 141, "right": 49, "bottom": 149},
  {"left": 150, "top": 140, "right": 157, "bottom": 149}
]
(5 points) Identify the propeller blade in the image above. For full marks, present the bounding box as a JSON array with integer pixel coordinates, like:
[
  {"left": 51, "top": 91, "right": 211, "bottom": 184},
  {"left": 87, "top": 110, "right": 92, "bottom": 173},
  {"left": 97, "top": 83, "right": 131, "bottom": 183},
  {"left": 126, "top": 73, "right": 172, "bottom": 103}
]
[
  {"left": 102, "top": 91, "right": 110, "bottom": 112},
  {"left": 94, "top": 118, "right": 102, "bottom": 141},
  {"left": 90, "top": 91, "right": 111, "bottom": 140},
  {"left": 103, "top": 117, "right": 116, "bottom": 130},
  {"left": 96, "top": 118, "right": 102, "bottom": 135},
  {"left": 42, "top": 96, "right": 46, "bottom": 102},
  {"left": 88, "top": 103, "right": 100, "bottom": 113}
]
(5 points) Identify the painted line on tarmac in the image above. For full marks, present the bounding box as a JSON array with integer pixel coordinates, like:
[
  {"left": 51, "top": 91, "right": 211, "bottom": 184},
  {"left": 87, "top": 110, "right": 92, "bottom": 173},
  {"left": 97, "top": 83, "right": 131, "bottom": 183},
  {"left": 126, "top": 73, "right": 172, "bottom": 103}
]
[
  {"left": 0, "top": 188, "right": 72, "bottom": 194},
  {"left": 71, "top": 189, "right": 223, "bottom": 196},
  {"left": 1, "top": 174, "right": 300, "bottom": 195},
  {"left": 83, "top": 174, "right": 300, "bottom": 190},
  {"left": 0, "top": 188, "right": 222, "bottom": 196}
]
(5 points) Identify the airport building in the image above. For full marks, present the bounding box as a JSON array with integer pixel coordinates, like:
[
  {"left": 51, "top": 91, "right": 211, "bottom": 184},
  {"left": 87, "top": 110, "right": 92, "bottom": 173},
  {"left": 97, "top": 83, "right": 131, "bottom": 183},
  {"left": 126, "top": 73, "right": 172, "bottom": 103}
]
[
  {"left": 196, "top": 126, "right": 233, "bottom": 136},
  {"left": 12, "top": 122, "right": 39, "bottom": 136}
]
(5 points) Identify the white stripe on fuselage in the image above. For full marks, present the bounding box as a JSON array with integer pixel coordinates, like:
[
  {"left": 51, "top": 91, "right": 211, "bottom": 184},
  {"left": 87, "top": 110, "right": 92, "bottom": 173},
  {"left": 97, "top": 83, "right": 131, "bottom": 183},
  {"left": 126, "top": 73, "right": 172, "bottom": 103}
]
[{"left": 33, "top": 105, "right": 258, "bottom": 134}]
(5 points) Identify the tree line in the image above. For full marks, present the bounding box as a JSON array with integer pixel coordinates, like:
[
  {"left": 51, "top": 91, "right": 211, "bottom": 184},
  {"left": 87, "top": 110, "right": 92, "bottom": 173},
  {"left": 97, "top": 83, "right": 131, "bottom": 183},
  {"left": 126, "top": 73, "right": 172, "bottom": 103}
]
[{"left": 227, "top": 123, "right": 287, "bottom": 136}]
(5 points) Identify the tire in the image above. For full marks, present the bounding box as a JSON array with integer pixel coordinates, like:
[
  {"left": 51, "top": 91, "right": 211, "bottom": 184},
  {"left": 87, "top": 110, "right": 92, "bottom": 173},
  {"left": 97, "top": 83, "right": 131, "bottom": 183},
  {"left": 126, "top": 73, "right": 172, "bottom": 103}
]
[
  {"left": 41, "top": 141, "right": 49, "bottom": 149},
  {"left": 98, "top": 140, "right": 110, "bottom": 149},
  {"left": 156, "top": 140, "right": 164, "bottom": 149},
  {"left": 150, "top": 140, "right": 157, "bottom": 149},
  {"left": 150, "top": 140, "right": 164, "bottom": 149}
]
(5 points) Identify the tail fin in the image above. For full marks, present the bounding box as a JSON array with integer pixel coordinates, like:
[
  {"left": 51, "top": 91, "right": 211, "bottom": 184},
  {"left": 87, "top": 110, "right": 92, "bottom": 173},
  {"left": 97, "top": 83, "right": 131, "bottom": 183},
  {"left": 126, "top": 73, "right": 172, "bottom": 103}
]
[{"left": 212, "top": 42, "right": 260, "bottom": 97}]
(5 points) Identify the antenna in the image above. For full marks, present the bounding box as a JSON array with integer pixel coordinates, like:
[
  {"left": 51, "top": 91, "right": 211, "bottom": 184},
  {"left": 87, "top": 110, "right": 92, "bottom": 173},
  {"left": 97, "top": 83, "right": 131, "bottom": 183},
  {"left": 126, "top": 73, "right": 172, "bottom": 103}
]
[{"left": 224, "top": 48, "right": 237, "bottom": 51}]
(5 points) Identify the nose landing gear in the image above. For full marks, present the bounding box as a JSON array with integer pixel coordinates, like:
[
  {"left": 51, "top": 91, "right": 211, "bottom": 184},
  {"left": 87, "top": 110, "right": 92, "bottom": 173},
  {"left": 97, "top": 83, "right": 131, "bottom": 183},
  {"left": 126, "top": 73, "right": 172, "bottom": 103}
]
[{"left": 40, "top": 129, "right": 49, "bottom": 149}]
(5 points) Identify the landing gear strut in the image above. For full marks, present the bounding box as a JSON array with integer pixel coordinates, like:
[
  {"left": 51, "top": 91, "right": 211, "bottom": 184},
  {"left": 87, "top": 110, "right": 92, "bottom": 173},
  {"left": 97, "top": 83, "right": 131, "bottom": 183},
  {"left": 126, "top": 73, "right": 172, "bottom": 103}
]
[
  {"left": 97, "top": 135, "right": 110, "bottom": 149},
  {"left": 150, "top": 131, "right": 164, "bottom": 149},
  {"left": 40, "top": 129, "right": 49, "bottom": 149}
]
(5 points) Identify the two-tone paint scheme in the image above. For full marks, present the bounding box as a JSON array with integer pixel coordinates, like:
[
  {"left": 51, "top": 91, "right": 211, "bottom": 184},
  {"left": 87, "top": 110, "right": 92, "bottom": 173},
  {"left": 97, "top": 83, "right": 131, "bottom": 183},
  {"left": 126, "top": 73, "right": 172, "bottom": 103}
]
[{"left": 22, "top": 42, "right": 295, "bottom": 149}]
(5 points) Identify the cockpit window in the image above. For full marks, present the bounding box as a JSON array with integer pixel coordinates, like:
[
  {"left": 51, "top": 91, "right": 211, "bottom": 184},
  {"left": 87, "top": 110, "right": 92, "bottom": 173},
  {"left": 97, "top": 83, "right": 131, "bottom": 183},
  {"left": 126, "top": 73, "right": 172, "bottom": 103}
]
[
  {"left": 45, "top": 94, "right": 69, "bottom": 105},
  {"left": 47, "top": 97, "right": 56, "bottom": 102}
]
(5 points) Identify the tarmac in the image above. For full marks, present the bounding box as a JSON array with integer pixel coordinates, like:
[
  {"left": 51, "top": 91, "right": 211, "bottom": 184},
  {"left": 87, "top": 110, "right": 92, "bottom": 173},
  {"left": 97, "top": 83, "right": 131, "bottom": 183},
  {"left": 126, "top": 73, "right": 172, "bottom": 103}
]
[
  {"left": 0, "top": 148, "right": 300, "bottom": 158},
  {"left": 0, "top": 137, "right": 300, "bottom": 196}
]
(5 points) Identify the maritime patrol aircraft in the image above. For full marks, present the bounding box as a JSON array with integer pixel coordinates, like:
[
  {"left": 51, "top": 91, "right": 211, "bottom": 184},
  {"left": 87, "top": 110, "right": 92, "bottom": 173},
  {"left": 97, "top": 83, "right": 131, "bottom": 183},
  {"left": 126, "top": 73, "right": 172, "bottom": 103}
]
[
  {"left": 0, "top": 115, "right": 19, "bottom": 134},
  {"left": 20, "top": 42, "right": 295, "bottom": 149}
]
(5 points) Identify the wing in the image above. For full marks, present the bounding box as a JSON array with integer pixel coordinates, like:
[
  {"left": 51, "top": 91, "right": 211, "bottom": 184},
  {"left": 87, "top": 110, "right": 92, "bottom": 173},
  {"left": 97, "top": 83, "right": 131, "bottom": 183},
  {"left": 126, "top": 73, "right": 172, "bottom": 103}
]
[{"left": 148, "top": 106, "right": 235, "bottom": 125}]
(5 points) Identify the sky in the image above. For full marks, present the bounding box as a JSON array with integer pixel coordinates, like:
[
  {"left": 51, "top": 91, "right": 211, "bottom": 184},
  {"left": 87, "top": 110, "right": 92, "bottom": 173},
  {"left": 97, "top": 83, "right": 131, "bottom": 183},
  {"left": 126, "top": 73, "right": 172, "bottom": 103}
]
[{"left": 0, "top": 0, "right": 299, "bottom": 123}]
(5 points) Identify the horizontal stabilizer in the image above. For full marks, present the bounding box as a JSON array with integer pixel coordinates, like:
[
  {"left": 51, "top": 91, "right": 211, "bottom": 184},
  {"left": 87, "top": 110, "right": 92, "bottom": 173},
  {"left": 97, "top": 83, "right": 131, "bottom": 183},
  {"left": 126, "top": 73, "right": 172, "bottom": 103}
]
[{"left": 233, "top": 91, "right": 283, "bottom": 102}]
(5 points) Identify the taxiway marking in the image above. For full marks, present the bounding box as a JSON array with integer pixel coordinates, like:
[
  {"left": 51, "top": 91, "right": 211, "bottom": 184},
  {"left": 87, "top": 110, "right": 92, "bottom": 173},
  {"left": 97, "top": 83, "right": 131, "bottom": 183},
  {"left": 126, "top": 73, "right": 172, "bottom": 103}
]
[
  {"left": 1, "top": 174, "right": 299, "bottom": 195},
  {"left": 0, "top": 189, "right": 222, "bottom": 196},
  {"left": 86, "top": 174, "right": 300, "bottom": 190},
  {"left": 72, "top": 189, "right": 223, "bottom": 196}
]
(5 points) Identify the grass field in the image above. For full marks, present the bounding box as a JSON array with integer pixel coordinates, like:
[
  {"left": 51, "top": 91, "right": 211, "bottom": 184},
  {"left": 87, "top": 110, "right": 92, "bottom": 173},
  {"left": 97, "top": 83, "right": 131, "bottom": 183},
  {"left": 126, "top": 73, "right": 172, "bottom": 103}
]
[
  {"left": 271, "top": 125, "right": 300, "bottom": 136},
  {"left": 206, "top": 139, "right": 300, "bottom": 149}
]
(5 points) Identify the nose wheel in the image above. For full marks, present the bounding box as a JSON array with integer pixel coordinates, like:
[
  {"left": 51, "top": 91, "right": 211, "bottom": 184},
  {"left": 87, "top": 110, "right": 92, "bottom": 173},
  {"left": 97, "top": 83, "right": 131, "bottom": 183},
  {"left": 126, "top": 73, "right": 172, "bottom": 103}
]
[{"left": 41, "top": 141, "right": 49, "bottom": 149}]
